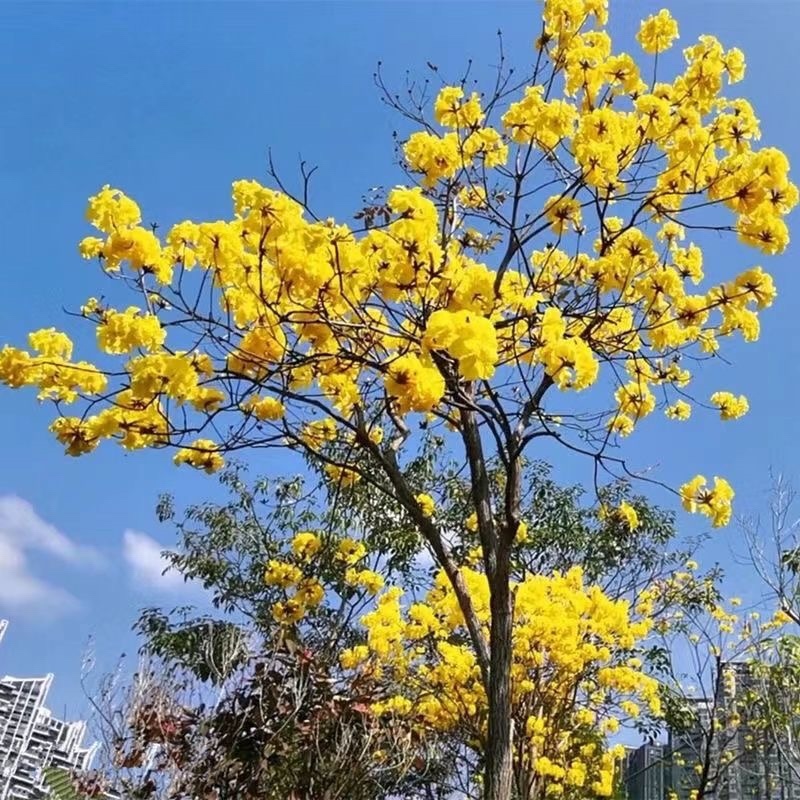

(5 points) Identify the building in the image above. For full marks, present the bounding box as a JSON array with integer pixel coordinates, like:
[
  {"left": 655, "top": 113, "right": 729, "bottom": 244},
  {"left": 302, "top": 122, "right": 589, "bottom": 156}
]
[
  {"left": 714, "top": 662, "right": 800, "bottom": 800},
  {"left": 625, "top": 743, "right": 668, "bottom": 800},
  {"left": 0, "top": 620, "right": 98, "bottom": 800},
  {"left": 666, "top": 697, "right": 715, "bottom": 800},
  {"left": 626, "top": 662, "right": 800, "bottom": 800}
]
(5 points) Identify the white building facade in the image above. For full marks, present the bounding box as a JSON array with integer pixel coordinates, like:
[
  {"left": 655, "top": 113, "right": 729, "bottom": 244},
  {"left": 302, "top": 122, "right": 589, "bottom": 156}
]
[{"left": 0, "top": 621, "right": 98, "bottom": 800}]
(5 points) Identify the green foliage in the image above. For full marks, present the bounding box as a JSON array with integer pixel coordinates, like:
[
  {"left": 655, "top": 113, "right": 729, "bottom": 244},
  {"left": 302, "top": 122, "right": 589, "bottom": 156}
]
[
  {"left": 43, "top": 768, "right": 82, "bottom": 800},
  {"left": 134, "top": 613, "right": 248, "bottom": 685},
  {"left": 143, "top": 454, "right": 684, "bottom": 667}
]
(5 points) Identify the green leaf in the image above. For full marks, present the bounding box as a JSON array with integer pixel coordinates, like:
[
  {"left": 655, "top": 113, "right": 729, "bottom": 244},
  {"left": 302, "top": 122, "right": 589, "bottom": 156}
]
[{"left": 43, "top": 768, "right": 82, "bottom": 800}]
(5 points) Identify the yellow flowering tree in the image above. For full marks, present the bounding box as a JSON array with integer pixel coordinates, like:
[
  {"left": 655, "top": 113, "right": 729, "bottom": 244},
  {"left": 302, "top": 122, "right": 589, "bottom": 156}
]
[
  {"left": 346, "top": 566, "right": 661, "bottom": 799},
  {"left": 129, "top": 462, "right": 686, "bottom": 799},
  {"left": 0, "top": 1, "right": 794, "bottom": 796}
]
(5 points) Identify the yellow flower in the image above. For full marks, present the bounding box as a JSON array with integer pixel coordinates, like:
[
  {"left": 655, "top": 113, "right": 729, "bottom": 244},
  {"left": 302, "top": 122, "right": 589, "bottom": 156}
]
[
  {"left": 600, "top": 717, "right": 620, "bottom": 735},
  {"left": 617, "top": 501, "right": 639, "bottom": 531},
  {"left": 608, "top": 415, "right": 635, "bottom": 437},
  {"left": 637, "top": 9, "right": 679, "bottom": 54},
  {"left": 336, "top": 538, "right": 367, "bottom": 566},
  {"left": 96, "top": 308, "right": 166, "bottom": 355},
  {"left": 368, "top": 426, "right": 384, "bottom": 445},
  {"left": 241, "top": 395, "right": 285, "bottom": 421},
  {"left": 324, "top": 463, "right": 361, "bottom": 488},
  {"left": 415, "top": 493, "right": 436, "bottom": 518},
  {"left": 515, "top": 521, "right": 529, "bottom": 543},
  {"left": 373, "top": 694, "right": 414, "bottom": 716},
  {"left": 85, "top": 185, "right": 141, "bottom": 234},
  {"left": 680, "top": 475, "right": 735, "bottom": 527},
  {"left": 666, "top": 400, "right": 692, "bottom": 421},
  {"left": 264, "top": 559, "right": 303, "bottom": 588},
  {"left": 615, "top": 381, "right": 656, "bottom": 421},
  {"left": 620, "top": 700, "right": 641, "bottom": 718},
  {"left": 540, "top": 337, "right": 599, "bottom": 391},
  {"left": 423, "top": 309, "right": 498, "bottom": 380},
  {"left": 434, "top": 86, "right": 484, "bottom": 129},
  {"left": 300, "top": 418, "right": 337, "bottom": 450},
  {"left": 340, "top": 645, "right": 370, "bottom": 670},
  {"left": 50, "top": 417, "right": 98, "bottom": 456},
  {"left": 79, "top": 237, "right": 105, "bottom": 259},
  {"left": 292, "top": 531, "right": 322, "bottom": 560},
  {"left": 345, "top": 568, "right": 385, "bottom": 595},
  {"left": 272, "top": 598, "right": 306, "bottom": 624},
  {"left": 403, "top": 131, "right": 462, "bottom": 187},
  {"left": 385, "top": 353, "right": 445, "bottom": 414},
  {"left": 545, "top": 195, "right": 582, "bottom": 235},
  {"left": 458, "top": 185, "right": 488, "bottom": 209},
  {"left": 463, "top": 127, "right": 508, "bottom": 167},
  {"left": 294, "top": 578, "right": 325, "bottom": 608},
  {"left": 28, "top": 329, "right": 73, "bottom": 360},
  {"left": 173, "top": 439, "right": 224, "bottom": 473},
  {"left": 710, "top": 391, "right": 749, "bottom": 421}
]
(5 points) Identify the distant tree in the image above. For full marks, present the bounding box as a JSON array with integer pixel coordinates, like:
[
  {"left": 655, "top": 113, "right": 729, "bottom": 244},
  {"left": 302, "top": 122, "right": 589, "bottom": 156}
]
[
  {"left": 738, "top": 477, "right": 800, "bottom": 788},
  {"left": 86, "top": 647, "right": 437, "bottom": 800},
  {"left": 84, "top": 464, "right": 438, "bottom": 800}
]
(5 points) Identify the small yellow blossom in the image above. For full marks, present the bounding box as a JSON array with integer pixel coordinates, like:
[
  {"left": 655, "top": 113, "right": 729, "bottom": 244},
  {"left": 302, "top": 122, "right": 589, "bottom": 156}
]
[
  {"left": 617, "top": 501, "right": 639, "bottom": 531},
  {"left": 415, "top": 493, "right": 436, "bottom": 518},
  {"left": 637, "top": 9, "right": 679, "bottom": 54},
  {"left": 336, "top": 538, "right": 367, "bottom": 566},
  {"left": 292, "top": 531, "right": 322, "bottom": 560}
]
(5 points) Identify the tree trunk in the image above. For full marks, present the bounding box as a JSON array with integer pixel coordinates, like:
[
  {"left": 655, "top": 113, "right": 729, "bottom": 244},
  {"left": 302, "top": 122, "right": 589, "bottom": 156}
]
[
  {"left": 454, "top": 403, "right": 517, "bottom": 799},
  {"left": 485, "top": 561, "right": 514, "bottom": 800}
]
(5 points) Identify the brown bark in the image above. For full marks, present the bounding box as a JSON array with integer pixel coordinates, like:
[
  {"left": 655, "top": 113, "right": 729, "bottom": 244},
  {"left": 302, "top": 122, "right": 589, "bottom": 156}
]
[
  {"left": 458, "top": 404, "right": 517, "bottom": 800},
  {"left": 486, "top": 557, "right": 514, "bottom": 800}
]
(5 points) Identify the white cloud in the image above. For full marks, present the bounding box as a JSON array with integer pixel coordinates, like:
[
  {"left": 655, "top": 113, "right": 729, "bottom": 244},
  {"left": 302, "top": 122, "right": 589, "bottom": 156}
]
[
  {"left": 0, "top": 496, "right": 101, "bottom": 617},
  {"left": 122, "top": 530, "right": 194, "bottom": 593}
]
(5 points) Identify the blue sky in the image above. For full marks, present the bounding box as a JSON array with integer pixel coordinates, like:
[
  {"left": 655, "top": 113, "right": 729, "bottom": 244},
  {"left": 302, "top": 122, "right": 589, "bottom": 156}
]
[{"left": 0, "top": 0, "right": 798, "bottom": 721}]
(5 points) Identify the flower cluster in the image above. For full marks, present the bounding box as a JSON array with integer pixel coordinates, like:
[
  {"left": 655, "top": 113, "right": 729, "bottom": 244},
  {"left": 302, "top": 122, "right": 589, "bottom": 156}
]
[
  {"left": 679, "top": 475, "right": 735, "bottom": 528},
  {"left": 263, "top": 531, "right": 381, "bottom": 625},
  {"left": 342, "top": 566, "right": 659, "bottom": 797}
]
